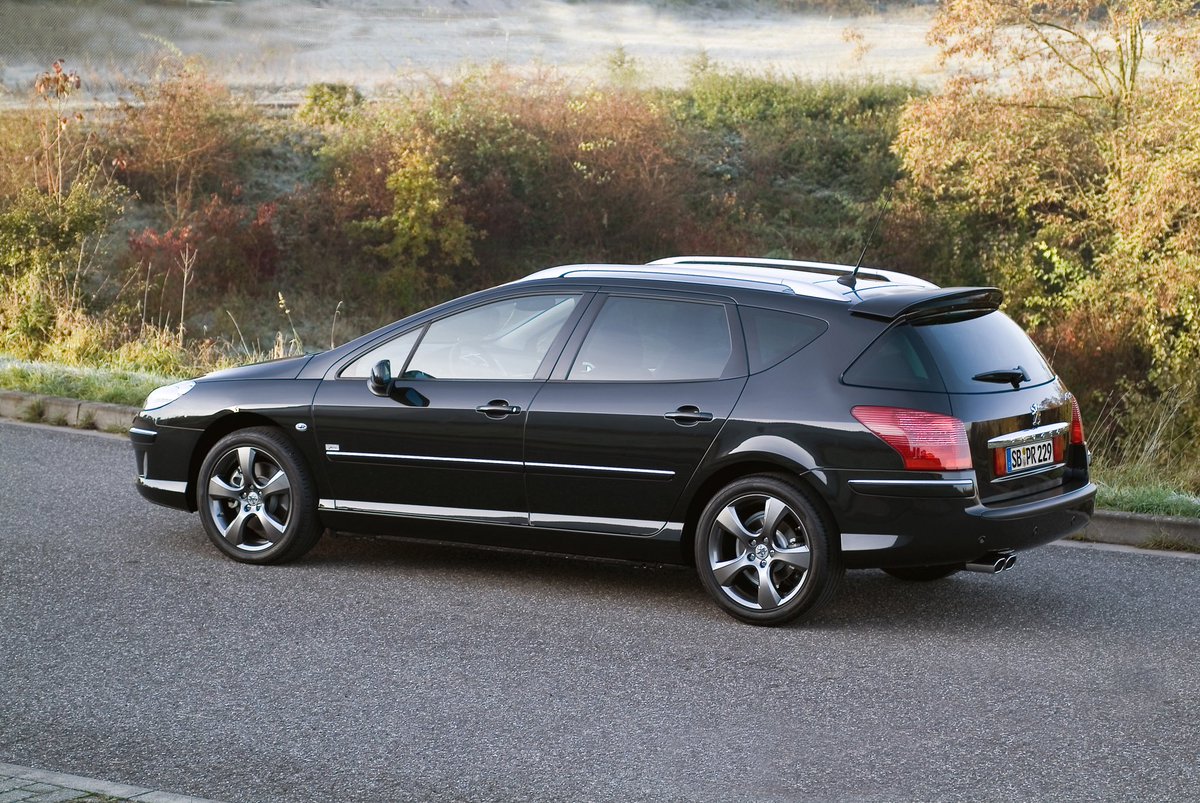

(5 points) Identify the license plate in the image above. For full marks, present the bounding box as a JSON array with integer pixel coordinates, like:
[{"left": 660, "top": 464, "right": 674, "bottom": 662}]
[{"left": 1003, "top": 438, "right": 1055, "bottom": 475}]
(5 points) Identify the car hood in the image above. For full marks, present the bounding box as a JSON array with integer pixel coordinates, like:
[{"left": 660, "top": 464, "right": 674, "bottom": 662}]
[{"left": 201, "top": 354, "right": 315, "bottom": 382}]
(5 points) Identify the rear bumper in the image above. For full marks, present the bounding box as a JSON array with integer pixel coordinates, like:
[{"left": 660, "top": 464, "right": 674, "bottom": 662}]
[{"left": 831, "top": 472, "right": 1096, "bottom": 569}]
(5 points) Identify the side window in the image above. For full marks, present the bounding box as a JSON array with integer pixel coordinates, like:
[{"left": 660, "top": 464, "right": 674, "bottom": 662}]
[
  {"left": 406, "top": 294, "right": 579, "bottom": 380},
  {"left": 568, "top": 297, "right": 733, "bottom": 382},
  {"left": 340, "top": 329, "right": 421, "bottom": 379},
  {"left": 740, "top": 306, "right": 827, "bottom": 373},
  {"left": 842, "top": 324, "right": 947, "bottom": 393}
]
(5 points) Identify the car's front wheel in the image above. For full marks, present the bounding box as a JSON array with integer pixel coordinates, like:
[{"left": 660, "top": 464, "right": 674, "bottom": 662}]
[
  {"left": 694, "top": 474, "right": 844, "bottom": 626},
  {"left": 197, "top": 427, "right": 322, "bottom": 564}
]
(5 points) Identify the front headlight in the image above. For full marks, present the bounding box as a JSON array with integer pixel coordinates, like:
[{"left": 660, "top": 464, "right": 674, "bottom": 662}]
[{"left": 143, "top": 380, "right": 196, "bottom": 411}]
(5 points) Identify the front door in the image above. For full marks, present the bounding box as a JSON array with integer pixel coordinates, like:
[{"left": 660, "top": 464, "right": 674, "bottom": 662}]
[{"left": 312, "top": 292, "right": 585, "bottom": 525}]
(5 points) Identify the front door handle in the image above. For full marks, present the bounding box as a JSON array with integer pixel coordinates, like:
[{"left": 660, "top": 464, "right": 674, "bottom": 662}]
[
  {"left": 664, "top": 405, "right": 714, "bottom": 425},
  {"left": 476, "top": 400, "right": 523, "bottom": 418}
]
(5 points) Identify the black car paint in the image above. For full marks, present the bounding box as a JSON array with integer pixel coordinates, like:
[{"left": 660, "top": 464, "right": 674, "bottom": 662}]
[{"left": 131, "top": 275, "right": 1096, "bottom": 569}]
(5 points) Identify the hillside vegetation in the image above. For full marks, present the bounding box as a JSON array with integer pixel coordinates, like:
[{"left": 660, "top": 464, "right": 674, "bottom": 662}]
[{"left": 1, "top": 0, "right": 1197, "bottom": 494}]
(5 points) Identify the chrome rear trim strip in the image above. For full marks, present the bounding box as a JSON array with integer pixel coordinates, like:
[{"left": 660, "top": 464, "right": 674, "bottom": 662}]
[
  {"left": 847, "top": 479, "right": 974, "bottom": 490},
  {"left": 988, "top": 422, "right": 1070, "bottom": 449},
  {"left": 990, "top": 463, "right": 1063, "bottom": 484}
]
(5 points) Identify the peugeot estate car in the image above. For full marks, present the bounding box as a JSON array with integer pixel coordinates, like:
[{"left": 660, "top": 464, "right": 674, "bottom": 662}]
[{"left": 130, "top": 256, "right": 1096, "bottom": 625}]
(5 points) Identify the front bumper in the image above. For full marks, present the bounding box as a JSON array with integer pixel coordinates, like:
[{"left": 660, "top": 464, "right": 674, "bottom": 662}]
[{"left": 129, "top": 420, "right": 194, "bottom": 511}]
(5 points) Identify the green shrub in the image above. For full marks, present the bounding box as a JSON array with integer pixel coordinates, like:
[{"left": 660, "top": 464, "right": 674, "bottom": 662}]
[{"left": 297, "top": 83, "right": 364, "bottom": 127}]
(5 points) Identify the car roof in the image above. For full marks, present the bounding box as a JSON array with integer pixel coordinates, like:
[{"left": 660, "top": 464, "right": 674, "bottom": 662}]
[{"left": 515, "top": 256, "right": 939, "bottom": 302}]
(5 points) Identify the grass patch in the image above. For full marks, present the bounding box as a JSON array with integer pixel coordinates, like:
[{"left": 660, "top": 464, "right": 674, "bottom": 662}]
[
  {"left": 0, "top": 356, "right": 174, "bottom": 408},
  {"left": 1094, "top": 483, "right": 1200, "bottom": 519},
  {"left": 1091, "top": 459, "right": 1200, "bottom": 519}
]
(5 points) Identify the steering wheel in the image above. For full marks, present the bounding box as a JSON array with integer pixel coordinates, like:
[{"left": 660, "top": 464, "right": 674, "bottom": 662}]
[{"left": 448, "top": 341, "right": 504, "bottom": 377}]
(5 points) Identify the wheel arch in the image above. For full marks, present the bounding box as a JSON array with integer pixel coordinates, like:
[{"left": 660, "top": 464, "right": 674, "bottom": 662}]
[
  {"left": 677, "top": 454, "right": 839, "bottom": 565},
  {"left": 185, "top": 412, "right": 289, "bottom": 511}
]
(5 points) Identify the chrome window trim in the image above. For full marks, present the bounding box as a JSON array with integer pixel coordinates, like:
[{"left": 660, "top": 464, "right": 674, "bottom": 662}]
[{"left": 987, "top": 422, "right": 1070, "bottom": 450}]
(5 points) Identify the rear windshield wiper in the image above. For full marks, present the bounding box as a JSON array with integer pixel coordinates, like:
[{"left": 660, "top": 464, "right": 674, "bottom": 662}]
[{"left": 972, "top": 366, "right": 1030, "bottom": 389}]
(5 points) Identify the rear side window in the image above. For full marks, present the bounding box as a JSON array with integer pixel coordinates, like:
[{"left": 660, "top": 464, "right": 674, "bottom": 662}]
[
  {"left": 568, "top": 296, "right": 733, "bottom": 382},
  {"left": 740, "top": 307, "right": 827, "bottom": 373},
  {"left": 844, "top": 311, "right": 1055, "bottom": 394}
]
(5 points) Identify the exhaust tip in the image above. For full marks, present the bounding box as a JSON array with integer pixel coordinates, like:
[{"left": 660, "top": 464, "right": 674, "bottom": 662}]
[{"left": 965, "top": 551, "right": 1017, "bottom": 574}]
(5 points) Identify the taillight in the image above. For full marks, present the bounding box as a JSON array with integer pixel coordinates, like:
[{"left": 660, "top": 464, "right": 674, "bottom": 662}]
[
  {"left": 852, "top": 406, "right": 972, "bottom": 471},
  {"left": 1069, "top": 397, "right": 1085, "bottom": 445}
]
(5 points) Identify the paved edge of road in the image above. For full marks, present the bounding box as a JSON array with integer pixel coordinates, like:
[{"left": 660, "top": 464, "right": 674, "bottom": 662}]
[
  {"left": 2, "top": 389, "right": 1198, "bottom": 553},
  {"left": 0, "top": 761, "right": 228, "bottom": 803}
]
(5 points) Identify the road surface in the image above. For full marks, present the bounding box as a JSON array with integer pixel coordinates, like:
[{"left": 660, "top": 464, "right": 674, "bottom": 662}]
[{"left": 1, "top": 420, "right": 1197, "bottom": 802}]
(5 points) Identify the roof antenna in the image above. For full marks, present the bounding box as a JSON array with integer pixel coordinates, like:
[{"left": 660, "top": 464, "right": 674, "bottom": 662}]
[{"left": 838, "top": 201, "right": 888, "bottom": 289}]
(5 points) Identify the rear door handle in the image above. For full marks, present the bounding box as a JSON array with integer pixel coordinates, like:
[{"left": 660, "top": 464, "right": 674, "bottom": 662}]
[
  {"left": 476, "top": 400, "right": 523, "bottom": 418},
  {"left": 664, "top": 405, "right": 714, "bottom": 425}
]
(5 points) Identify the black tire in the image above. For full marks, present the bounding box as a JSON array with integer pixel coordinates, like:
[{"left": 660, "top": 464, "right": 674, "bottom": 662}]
[
  {"left": 694, "top": 474, "right": 844, "bottom": 626},
  {"left": 196, "top": 427, "right": 322, "bottom": 564},
  {"left": 882, "top": 564, "right": 963, "bottom": 582}
]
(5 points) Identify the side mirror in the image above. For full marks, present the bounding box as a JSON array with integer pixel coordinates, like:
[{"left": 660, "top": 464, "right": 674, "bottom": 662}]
[{"left": 367, "top": 359, "right": 393, "bottom": 397}]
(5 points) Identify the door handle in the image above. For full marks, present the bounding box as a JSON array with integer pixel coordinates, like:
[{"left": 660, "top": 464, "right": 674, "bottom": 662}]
[
  {"left": 664, "top": 405, "right": 714, "bottom": 425},
  {"left": 476, "top": 400, "right": 523, "bottom": 418}
]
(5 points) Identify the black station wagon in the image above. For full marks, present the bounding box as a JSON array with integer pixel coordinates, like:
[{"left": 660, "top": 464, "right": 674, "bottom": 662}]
[{"left": 131, "top": 256, "right": 1096, "bottom": 625}]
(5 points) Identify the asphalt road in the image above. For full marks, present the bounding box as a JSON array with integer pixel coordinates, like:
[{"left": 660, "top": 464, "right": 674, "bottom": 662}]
[{"left": 2, "top": 420, "right": 1198, "bottom": 803}]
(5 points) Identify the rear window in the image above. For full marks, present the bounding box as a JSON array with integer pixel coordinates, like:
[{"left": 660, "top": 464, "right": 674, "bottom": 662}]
[
  {"left": 740, "top": 307, "right": 827, "bottom": 373},
  {"left": 843, "top": 310, "right": 1054, "bottom": 394}
]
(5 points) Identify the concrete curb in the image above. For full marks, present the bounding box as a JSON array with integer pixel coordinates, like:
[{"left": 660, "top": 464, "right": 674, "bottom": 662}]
[
  {"left": 0, "top": 390, "right": 138, "bottom": 434},
  {"left": 1, "top": 389, "right": 1197, "bottom": 552},
  {"left": 0, "top": 761, "right": 227, "bottom": 803},
  {"left": 1079, "top": 509, "right": 1200, "bottom": 551}
]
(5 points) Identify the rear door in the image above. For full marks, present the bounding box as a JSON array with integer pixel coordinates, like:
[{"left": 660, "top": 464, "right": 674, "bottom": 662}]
[{"left": 524, "top": 292, "right": 748, "bottom": 535}]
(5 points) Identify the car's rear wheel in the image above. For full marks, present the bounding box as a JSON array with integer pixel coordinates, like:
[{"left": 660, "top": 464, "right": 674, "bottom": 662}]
[
  {"left": 882, "top": 564, "right": 963, "bottom": 581},
  {"left": 197, "top": 427, "right": 322, "bottom": 564},
  {"left": 694, "top": 474, "right": 844, "bottom": 626}
]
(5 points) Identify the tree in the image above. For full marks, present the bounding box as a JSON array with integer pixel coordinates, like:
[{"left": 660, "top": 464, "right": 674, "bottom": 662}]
[{"left": 894, "top": 1, "right": 1200, "bottom": 458}]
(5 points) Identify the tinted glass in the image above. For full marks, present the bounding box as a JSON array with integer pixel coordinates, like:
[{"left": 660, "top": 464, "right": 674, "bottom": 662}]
[
  {"left": 341, "top": 329, "right": 421, "bottom": 379},
  {"left": 569, "top": 297, "right": 732, "bottom": 382},
  {"left": 843, "top": 323, "right": 946, "bottom": 392},
  {"left": 740, "top": 306, "right": 827, "bottom": 373},
  {"left": 407, "top": 294, "right": 578, "bottom": 380},
  {"left": 916, "top": 310, "right": 1054, "bottom": 392},
  {"left": 844, "top": 310, "right": 1054, "bottom": 393}
]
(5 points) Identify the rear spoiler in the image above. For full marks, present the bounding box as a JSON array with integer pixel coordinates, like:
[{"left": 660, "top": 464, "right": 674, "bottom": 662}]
[{"left": 849, "top": 287, "right": 1003, "bottom": 322}]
